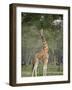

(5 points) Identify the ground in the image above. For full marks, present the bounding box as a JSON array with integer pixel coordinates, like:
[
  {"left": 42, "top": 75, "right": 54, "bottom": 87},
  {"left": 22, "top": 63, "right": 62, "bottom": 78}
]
[{"left": 21, "top": 64, "right": 63, "bottom": 77}]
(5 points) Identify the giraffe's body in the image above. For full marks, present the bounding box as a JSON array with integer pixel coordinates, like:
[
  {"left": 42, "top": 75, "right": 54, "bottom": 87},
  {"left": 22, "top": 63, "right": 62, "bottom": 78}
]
[{"left": 32, "top": 29, "right": 49, "bottom": 76}]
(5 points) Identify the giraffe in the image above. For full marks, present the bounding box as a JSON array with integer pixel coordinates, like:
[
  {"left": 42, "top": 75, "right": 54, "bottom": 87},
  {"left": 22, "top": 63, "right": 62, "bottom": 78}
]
[{"left": 32, "top": 29, "right": 49, "bottom": 76}]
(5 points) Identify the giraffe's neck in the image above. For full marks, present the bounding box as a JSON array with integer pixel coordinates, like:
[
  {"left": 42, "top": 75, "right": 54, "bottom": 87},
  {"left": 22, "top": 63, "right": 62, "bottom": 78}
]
[
  {"left": 40, "top": 30, "right": 48, "bottom": 49},
  {"left": 40, "top": 29, "right": 48, "bottom": 52}
]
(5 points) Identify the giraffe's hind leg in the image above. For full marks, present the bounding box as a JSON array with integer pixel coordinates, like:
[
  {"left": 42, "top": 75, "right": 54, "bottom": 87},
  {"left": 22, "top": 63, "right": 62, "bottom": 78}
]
[
  {"left": 32, "top": 58, "right": 39, "bottom": 76},
  {"left": 32, "top": 64, "right": 35, "bottom": 76}
]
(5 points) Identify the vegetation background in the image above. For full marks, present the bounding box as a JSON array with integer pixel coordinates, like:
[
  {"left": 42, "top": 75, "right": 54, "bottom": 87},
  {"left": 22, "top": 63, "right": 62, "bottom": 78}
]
[{"left": 21, "top": 13, "right": 63, "bottom": 77}]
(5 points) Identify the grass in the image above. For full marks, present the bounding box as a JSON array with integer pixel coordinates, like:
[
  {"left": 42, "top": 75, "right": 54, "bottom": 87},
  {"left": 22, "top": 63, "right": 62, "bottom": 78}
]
[{"left": 21, "top": 64, "right": 63, "bottom": 77}]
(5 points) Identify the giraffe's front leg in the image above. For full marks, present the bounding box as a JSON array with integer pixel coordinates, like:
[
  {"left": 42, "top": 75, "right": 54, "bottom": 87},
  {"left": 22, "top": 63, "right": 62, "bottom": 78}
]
[
  {"left": 43, "top": 56, "right": 48, "bottom": 76},
  {"left": 43, "top": 54, "right": 49, "bottom": 76},
  {"left": 43, "top": 63, "right": 47, "bottom": 76}
]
